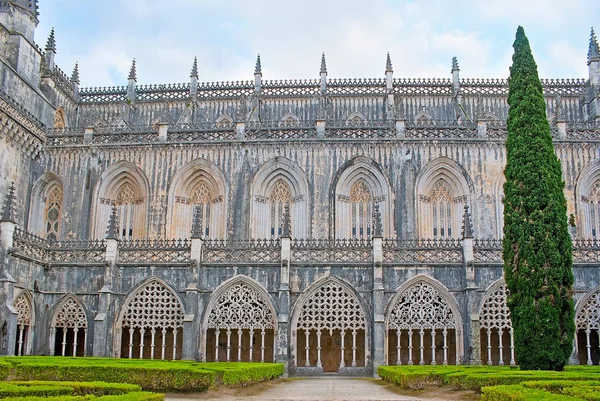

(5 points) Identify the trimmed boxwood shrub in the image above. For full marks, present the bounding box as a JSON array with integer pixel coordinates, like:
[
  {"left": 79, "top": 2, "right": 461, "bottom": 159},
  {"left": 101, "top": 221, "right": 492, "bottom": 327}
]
[
  {"left": 8, "top": 381, "right": 141, "bottom": 396},
  {"left": 0, "top": 360, "right": 11, "bottom": 380},
  {"left": 481, "top": 385, "right": 581, "bottom": 401},
  {"left": 0, "top": 384, "right": 74, "bottom": 398}
]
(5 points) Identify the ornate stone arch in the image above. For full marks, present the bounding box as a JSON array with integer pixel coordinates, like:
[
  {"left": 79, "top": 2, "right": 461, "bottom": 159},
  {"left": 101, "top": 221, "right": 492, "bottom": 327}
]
[
  {"left": 250, "top": 157, "right": 309, "bottom": 238},
  {"left": 215, "top": 114, "right": 234, "bottom": 128},
  {"left": 414, "top": 110, "right": 435, "bottom": 125},
  {"left": 13, "top": 290, "right": 34, "bottom": 356},
  {"left": 49, "top": 294, "right": 88, "bottom": 357},
  {"left": 166, "top": 158, "right": 228, "bottom": 239},
  {"left": 478, "top": 279, "right": 515, "bottom": 366},
  {"left": 385, "top": 274, "right": 463, "bottom": 365},
  {"left": 331, "top": 156, "right": 394, "bottom": 238},
  {"left": 201, "top": 275, "right": 277, "bottom": 362},
  {"left": 280, "top": 113, "right": 300, "bottom": 127},
  {"left": 91, "top": 160, "right": 150, "bottom": 240},
  {"left": 115, "top": 277, "right": 184, "bottom": 360},
  {"left": 575, "top": 286, "right": 600, "bottom": 365},
  {"left": 575, "top": 159, "right": 600, "bottom": 239},
  {"left": 416, "top": 157, "right": 473, "bottom": 239},
  {"left": 28, "top": 172, "right": 64, "bottom": 239},
  {"left": 346, "top": 111, "right": 367, "bottom": 126},
  {"left": 290, "top": 276, "right": 370, "bottom": 371}
]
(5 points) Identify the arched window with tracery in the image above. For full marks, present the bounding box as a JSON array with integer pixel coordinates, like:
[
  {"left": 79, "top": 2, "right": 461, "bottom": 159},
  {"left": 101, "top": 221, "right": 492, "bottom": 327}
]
[
  {"left": 115, "top": 183, "right": 139, "bottom": 240},
  {"left": 576, "top": 289, "right": 600, "bottom": 365},
  {"left": 387, "top": 281, "right": 459, "bottom": 366},
  {"left": 270, "top": 180, "right": 292, "bottom": 238},
  {"left": 14, "top": 292, "right": 33, "bottom": 356},
  {"left": 479, "top": 283, "right": 515, "bottom": 366},
  {"left": 350, "top": 180, "right": 372, "bottom": 239},
  {"left": 585, "top": 182, "right": 600, "bottom": 238},
  {"left": 44, "top": 185, "right": 62, "bottom": 241},
  {"left": 192, "top": 181, "right": 212, "bottom": 237},
  {"left": 52, "top": 297, "right": 87, "bottom": 357},
  {"left": 205, "top": 281, "right": 276, "bottom": 363},
  {"left": 431, "top": 180, "right": 453, "bottom": 239},
  {"left": 120, "top": 280, "right": 184, "bottom": 360},
  {"left": 295, "top": 281, "right": 367, "bottom": 372}
]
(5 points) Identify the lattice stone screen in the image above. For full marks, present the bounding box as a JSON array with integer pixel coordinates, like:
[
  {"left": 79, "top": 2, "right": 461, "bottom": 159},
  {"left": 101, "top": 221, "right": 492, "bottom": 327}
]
[
  {"left": 387, "top": 281, "right": 457, "bottom": 365},
  {"left": 14, "top": 293, "right": 32, "bottom": 356},
  {"left": 479, "top": 284, "right": 515, "bottom": 366},
  {"left": 53, "top": 297, "right": 87, "bottom": 357},
  {"left": 296, "top": 281, "right": 367, "bottom": 370},
  {"left": 121, "top": 280, "right": 184, "bottom": 360},
  {"left": 207, "top": 282, "right": 276, "bottom": 362},
  {"left": 576, "top": 289, "right": 600, "bottom": 365}
]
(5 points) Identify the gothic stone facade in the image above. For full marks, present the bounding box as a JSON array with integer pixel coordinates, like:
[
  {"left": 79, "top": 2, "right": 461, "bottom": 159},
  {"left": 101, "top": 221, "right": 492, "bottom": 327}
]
[{"left": 2, "top": 1, "right": 600, "bottom": 375}]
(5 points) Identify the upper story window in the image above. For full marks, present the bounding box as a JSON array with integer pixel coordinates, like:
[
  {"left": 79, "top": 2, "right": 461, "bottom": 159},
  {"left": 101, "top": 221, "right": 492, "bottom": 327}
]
[
  {"left": 431, "top": 180, "right": 453, "bottom": 239},
  {"left": 44, "top": 185, "right": 62, "bottom": 241},
  {"left": 270, "top": 180, "right": 292, "bottom": 238},
  {"left": 115, "top": 183, "right": 138, "bottom": 240},
  {"left": 192, "top": 181, "right": 213, "bottom": 237},
  {"left": 350, "top": 180, "right": 372, "bottom": 239}
]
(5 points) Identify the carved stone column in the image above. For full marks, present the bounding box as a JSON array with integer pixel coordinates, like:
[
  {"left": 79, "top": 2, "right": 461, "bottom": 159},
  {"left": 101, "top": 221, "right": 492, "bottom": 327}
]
[
  {"left": 372, "top": 235, "right": 385, "bottom": 376},
  {"left": 278, "top": 229, "right": 291, "bottom": 376}
]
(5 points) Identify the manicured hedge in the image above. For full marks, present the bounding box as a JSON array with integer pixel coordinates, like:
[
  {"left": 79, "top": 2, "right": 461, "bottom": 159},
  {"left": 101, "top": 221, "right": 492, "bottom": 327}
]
[
  {"left": 0, "top": 392, "right": 163, "bottom": 401},
  {"left": 0, "top": 360, "right": 11, "bottom": 380},
  {"left": 8, "top": 381, "right": 141, "bottom": 396},
  {"left": 1, "top": 357, "right": 284, "bottom": 391},
  {"left": 481, "top": 385, "right": 581, "bottom": 401},
  {"left": 0, "top": 383, "right": 74, "bottom": 398}
]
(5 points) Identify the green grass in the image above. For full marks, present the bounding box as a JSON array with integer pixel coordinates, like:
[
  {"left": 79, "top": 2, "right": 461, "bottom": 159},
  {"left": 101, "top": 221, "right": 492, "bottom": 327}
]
[{"left": 379, "top": 365, "right": 600, "bottom": 400}]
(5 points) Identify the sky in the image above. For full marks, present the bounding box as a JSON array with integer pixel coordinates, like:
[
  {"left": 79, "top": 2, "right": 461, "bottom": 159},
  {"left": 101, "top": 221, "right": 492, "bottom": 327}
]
[{"left": 36, "top": 0, "right": 600, "bottom": 88}]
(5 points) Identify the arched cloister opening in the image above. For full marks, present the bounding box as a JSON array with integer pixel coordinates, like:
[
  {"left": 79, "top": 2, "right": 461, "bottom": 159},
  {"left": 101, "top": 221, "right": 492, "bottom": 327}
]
[
  {"left": 332, "top": 156, "right": 394, "bottom": 239},
  {"left": 479, "top": 280, "right": 515, "bottom": 366},
  {"left": 203, "top": 276, "right": 277, "bottom": 362},
  {"left": 92, "top": 161, "right": 149, "bottom": 240},
  {"left": 50, "top": 295, "right": 87, "bottom": 357},
  {"left": 292, "top": 277, "right": 368, "bottom": 372},
  {"left": 28, "top": 173, "right": 64, "bottom": 240},
  {"left": 576, "top": 287, "right": 600, "bottom": 365},
  {"left": 386, "top": 276, "right": 462, "bottom": 366},
  {"left": 416, "top": 158, "right": 472, "bottom": 240},
  {"left": 117, "top": 279, "right": 184, "bottom": 360},
  {"left": 250, "top": 157, "right": 309, "bottom": 238},
  {"left": 13, "top": 291, "right": 34, "bottom": 356},
  {"left": 167, "top": 159, "right": 228, "bottom": 239}
]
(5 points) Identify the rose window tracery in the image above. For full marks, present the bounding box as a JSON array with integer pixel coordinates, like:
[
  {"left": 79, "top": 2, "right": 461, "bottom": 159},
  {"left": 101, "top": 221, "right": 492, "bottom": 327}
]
[
  {"left": 121, "top": 280, "right": 184, "bottom": 360},
  {"left": 479, "top": 284, "right": 515, "bottom": 366}
]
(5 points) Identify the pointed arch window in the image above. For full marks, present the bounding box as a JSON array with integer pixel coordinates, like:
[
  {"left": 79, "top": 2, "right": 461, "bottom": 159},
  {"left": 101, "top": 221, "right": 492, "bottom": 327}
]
[
  {"left": 192, "top": 181, "right": 212, "bottom": 237},
  {"left": 350, "top": 180, "right": 372, "bottom": 239},
  {"left": 270, "top": 180, "right": 291, "bottom": 238},
  {"left": 44, "top": 185, "right": 62, "bottom": 241},
  {"left": 116, "top": 183, "right": 138, "bottom": 240},
  {"left": 14, "top": 293, "right": 32, "bottom": 356},
  {"left": 431, "top": 180, "right": 453, "bottom": 239},
  {"left": 588, "top": 182, "right": 600, "bottom": 238}
]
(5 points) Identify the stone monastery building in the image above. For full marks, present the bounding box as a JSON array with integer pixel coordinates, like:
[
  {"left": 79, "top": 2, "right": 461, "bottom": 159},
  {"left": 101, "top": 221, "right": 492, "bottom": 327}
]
[{"left": 2, "top": 0, "right": 600, "bottom": 376}]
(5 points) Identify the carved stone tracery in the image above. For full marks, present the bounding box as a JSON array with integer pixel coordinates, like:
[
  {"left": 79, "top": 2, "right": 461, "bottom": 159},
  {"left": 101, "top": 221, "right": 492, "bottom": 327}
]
[
  {"left": 207, "top": 282, "right": 275, "bottom": 330},
  {"left": 122, "top": 280, "right": 184, "bottom": 330},
  {"left": 15, "top": 293, "right": 32, "bottom": 326},
  {"left": 54, "top": 297, "right": 87, "bottom": 329},
  {"left": 480, "top": 284, "right": 512, "bottom": 331},
  {"left": 388, "top": 282, "right": 455, "bottom": 331}
]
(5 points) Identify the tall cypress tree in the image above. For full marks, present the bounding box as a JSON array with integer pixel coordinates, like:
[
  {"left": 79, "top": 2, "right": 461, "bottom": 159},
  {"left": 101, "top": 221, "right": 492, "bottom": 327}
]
[{"left": 503, "top": 26, "right": 574, "bottom": 370}]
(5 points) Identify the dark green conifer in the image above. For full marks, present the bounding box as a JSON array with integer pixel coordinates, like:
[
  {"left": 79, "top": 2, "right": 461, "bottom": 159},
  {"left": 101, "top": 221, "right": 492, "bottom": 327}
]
[{"left": 503, "top": 26, "right": 574, "bottom": 370}]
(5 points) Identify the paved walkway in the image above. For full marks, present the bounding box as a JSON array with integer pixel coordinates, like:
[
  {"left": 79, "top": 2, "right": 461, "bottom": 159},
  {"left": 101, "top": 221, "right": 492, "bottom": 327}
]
[{"left": 165, "top": 377, "right": 451, "bottom": 401}]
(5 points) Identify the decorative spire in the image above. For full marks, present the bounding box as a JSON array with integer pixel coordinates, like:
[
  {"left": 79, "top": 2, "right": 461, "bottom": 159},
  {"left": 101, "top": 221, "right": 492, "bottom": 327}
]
[
  {"left": 70, "top": 62, "right": 80, "bottom": 85},
  {"left": 589, "top": 28, "right": 600, "bottom": 64},
  {"left": 373, "top": 203, "right": 383, "bottom": 237},
  {"left": 190, "top": 57, "right": 198, "bottom": 78},
  {"left": 320, "top": 53, "right": 327, "bottom": 75},
  {"left": 191, "top": 205, "right": 203, "bottom": 238},
  {"left": 128, "top": 59, "right": 137, "bottom": 81},
  {"left": 451, "top": 56, "right": 459, "bottom": 71},
  {"left": 385, "top": 52, "right": 393, "bottom": 73},
  {"left": 281, "top": 204, "right": 291, "bottom": 237},
  {"left": 254, "top": 54, "right": 262, "bottom": 75},
  {"left": 105, "top": 206, "right": 119, "bottom": 240},
  {"left": 1, "top": 182, "right": 17, "bottom": 223},
  {"left": 461, "top": 204, "right": 473, "bottom": 239},
  {"left": 45, "top": 28, "right": 56, "bottom": 52}
]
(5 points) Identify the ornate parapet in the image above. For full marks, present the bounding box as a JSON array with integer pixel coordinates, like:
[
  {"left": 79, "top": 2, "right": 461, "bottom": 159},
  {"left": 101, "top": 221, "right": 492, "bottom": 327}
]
[
  {"left": 382, "top": 238, "right": 463, "bottom": 264},
  {"left": 291, "top": 238, "right": 372, "bottom": 264}
]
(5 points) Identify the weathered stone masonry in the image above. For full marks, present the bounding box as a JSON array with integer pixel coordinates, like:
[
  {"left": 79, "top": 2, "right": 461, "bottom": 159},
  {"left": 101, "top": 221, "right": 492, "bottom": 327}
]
[{"left": 2, "top": 1, "right": 600, "bottom": 375}]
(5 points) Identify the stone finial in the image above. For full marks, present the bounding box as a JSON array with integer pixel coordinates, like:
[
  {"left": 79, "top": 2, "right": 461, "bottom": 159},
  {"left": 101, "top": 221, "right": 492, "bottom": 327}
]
[
  {"left": 1, "top": 182, "right": 17, "bottom": 223},
  {"left": 589, "top": 28, "right": 600, "bottom": 64},
  {"left": 128, "top": 59, "right": 137, "bottom": 81},
  {"left": 254, "top": 54, "right": 262, "bottom": 75},
  {"left": 281, "top": 204, "right": 291, "bottom": 237},
  {"left": 320, "top": 53, "right": 327, "bottom": 75},
  {"left": 191, "top": 205, "right": 203, "bottom": 238},
  {"left": 451, "top": 56, "right": 459, "bottom": 72},
  {"left": 461, "top": 204, "right": 474, "bottom": 239},
  {"left": 45, "top": 28, "right": 56, "bottom": 52},
  {"left": 70, "top": 62, "right": 80, "bottom": 84},
  {"left": 190, "top": 57, "right": 198, "bottom": 78},
  {"left": 373, "top": 203, "right": 383, "bottom": 237},
  {"left": 105, "top": 206, "right": 119, "bottom": 240},
  {"left": 385, "top": 52, "right": 393, "bottom": 73}
]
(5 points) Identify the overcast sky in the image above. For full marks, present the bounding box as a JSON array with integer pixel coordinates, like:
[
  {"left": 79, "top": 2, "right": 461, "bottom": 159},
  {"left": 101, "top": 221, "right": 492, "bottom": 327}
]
[{"left": 36, "top": 0, "right": 599, "bottom": 88}]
